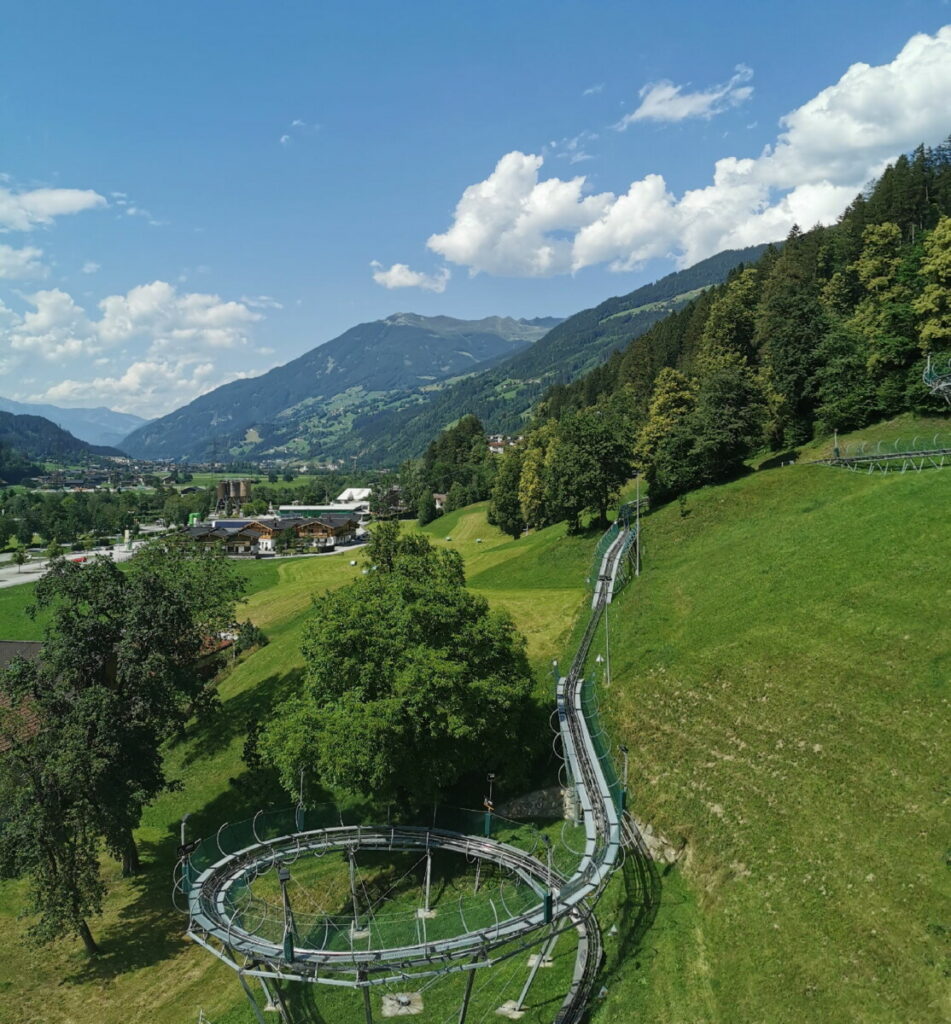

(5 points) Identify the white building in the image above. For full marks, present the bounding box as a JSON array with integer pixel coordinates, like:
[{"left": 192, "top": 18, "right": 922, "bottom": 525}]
[{"left": 335, "top": 487, "right": 373, "bottom": 504}]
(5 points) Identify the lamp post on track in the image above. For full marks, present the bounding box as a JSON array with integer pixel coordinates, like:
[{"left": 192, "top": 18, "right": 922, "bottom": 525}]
[
  {"left": 635, "top": 474, "right": 641, "bottom": 577},
  {"left": 618, "top": 744, "right": 629, "bottom": 813}
]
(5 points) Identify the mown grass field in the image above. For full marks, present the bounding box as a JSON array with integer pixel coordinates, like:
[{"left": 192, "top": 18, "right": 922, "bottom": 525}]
[
  {"left": 0, "top": 522, "right": 593, "bottom": 1024},
  {"left": 0, "top": 580, "right": 47, "bottom": 640},
  {"left": 589, "top": 446, "right": 950, "bottom": 1023}
]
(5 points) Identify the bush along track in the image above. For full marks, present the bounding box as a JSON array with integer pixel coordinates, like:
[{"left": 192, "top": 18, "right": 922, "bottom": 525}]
[{"left": 175, "top": 506, "right": 658, "bottom": 1023}]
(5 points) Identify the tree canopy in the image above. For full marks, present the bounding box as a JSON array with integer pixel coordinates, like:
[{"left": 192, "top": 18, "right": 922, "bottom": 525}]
[
  {"left": 0, "top": 538, "right": 243, "bottom": 953},
  {"left": 260, "top": 532, "right": 533, "bottom": 808}
]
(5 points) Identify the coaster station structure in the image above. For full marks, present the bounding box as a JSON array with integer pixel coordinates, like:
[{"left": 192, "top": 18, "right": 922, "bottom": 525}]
[{"left": 176, "top": 505, "right": 654, "bottom": 1023}]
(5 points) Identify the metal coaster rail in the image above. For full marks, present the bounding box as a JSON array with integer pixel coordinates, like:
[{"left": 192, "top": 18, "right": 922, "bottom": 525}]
[{"left": 179, "top": 508, "right": 645, "bottom": 1022}]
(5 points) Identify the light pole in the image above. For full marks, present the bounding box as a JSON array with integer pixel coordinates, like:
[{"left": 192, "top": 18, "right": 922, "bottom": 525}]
[
  {"left": 618, "top": 744, "right": 629, "bottom": 812},
  {"left": 484, "top": 772, "right": 496, "bottom": 836},
  {"left": 635, "top": 474, "right": 641, "bottom": 577}
]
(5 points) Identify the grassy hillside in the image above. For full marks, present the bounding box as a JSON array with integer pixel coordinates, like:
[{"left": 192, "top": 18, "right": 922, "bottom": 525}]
[
  {"left": 590, "top": 457, "right": 950, "bottom": 1023},
  {"left": 0, "top": 520, "right": 594, "bottom": 1024},
  {"left": 0, "top": 434, "right": 946, "bottom": 1023}
]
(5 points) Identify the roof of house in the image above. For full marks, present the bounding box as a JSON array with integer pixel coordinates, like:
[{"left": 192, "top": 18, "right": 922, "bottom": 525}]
[
  {"left": 315, "top": 513, "right": 360, "bottom": 528},
  {"left": 335, "top": 487, "right": 372, "bottom": 503},
  {"left": 0, "top": 641, "right": 43, "bottom": 671}
]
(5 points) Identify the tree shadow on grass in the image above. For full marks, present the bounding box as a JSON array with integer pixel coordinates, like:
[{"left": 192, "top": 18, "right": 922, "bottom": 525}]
[
  {"left": 62, "top": 836, "right": 189, "bottom": 985},
  {"left": 758, "top": 450, "right": 799, "bottom": 471},
  {"left": 177, "top": 665, "right": 306, "bottom": 769},
  {"left": 62, "top": 768, "right": 293, "bottom": 987}
]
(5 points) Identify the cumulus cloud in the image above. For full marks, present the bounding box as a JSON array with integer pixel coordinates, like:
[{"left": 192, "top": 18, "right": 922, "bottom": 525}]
[
  {"left": 427, "top": 152, "right": 614, "bottom": 276},
  {"left": 81, "top": 261, "right": 100, "bottom": 274},
  {"left": 8, "top": 289, "right": 95, "bottom": 359},
  {"left": 619, "top": 64, "right": 753, "bottom": 126},
  {"left": 422, "top": 27, "right": 951, "bottom": 276},
  {"left": 0, "top": 243, "right": 47, "bottom": 279},
  {"left": 2, "top": 281, "right": 267, "bottom": 415},
  {"left": 36, "top": 359, "right": 257, "bottom": 419},
  {"left": 0, "top": 184, "right": 107, "bottom": 231},
  {"left": 370, "top": 261, "right": 451, "bottom": 293}
]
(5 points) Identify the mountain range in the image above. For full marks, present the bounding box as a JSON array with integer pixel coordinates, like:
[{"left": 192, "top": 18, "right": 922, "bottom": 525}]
[
  {"left": 0, "top": 397, "right": 148, "bottom": 448},
  {"left": 0, "top": 411, "right": 125, "bottom": 462},
  {"left": 121, "top": 244, "right": 770, "bottom": 464},
  {"left": 121, "top": 314, "right": 559, "bottom": 460}
]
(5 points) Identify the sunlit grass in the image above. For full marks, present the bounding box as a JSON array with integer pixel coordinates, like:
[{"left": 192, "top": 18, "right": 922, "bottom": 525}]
[{"left": 590, "top": 461, "right": 951, "bottom": 1024}]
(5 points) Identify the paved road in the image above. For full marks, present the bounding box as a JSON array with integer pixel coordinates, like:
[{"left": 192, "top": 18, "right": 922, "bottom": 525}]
[
  {"left": 0, "top": 542, "right": 148, "bottom": 590},
  {"left": 0, "top": 539, "right": 368, "bottom": 590}
]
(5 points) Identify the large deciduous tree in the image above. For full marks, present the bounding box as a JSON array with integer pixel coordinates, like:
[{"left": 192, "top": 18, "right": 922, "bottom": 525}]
[
  {"left": 260, "top": 536, "right": 532, "bottom": 808},
  {"left": 0, "top": 658, "right": 106, "bottom": 956},
  {"left": 915, "top": 215, "right": 951, "bottom": 350},
  {"left": 5, "top": 538, "right": 242, "bottom": 897}
]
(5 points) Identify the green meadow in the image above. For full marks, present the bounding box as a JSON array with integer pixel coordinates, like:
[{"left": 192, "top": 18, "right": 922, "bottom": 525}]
[
  {"left": 589, "top": 453, "right": 950, "bottom": 1023},
  {"left": 0, "top": 417, "right": 948, "bottom": 1023},
  {"left": 0, "top": 523, "right": 593, "bottom": 1024}
]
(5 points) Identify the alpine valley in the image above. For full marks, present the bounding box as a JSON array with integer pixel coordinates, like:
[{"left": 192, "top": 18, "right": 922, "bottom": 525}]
[{"left": 121, "top": 245, "right": 767, "bottom": 464}]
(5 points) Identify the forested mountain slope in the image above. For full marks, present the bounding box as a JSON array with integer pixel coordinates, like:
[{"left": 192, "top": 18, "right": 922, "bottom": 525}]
[
  {"left": 472, "top": 140, "right": 951, "bottom": 537},
  {"left": 0, "top": 397, "right": 147, "bottom": 448},
  {"left": 353, "top": 244, "right": 770, "bottom": 464},
  {"left": 122, "top": 313, "right": 558, "bottom": 461},
  {"left": 0, "top": 411, "right": 124, "bottom": 461}
]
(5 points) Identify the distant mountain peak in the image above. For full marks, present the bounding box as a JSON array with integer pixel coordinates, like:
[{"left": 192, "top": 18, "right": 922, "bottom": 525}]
[
  {"left": 121, "top": 311, "right": 557, "bottom": 461},
  {"left": 0, "top": 396, "right": 148, "bottom": 448}
]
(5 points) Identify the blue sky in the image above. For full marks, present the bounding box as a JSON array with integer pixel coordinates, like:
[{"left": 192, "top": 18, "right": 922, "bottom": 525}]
[{"left": 2, "top": 0, "right": 950, "bottom": 417}]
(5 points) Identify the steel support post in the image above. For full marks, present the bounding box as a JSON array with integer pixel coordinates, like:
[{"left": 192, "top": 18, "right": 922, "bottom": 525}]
[
  {"left": 348, "top": 847, "right": 362, "bottom": 934},
  {"left": 457, "top": 955, "right": 482, "bottom": 1024},
  {"left": 236, "top": 970, "right": 269, "bottom": 1024},
  {"left": 423, "top": 842, "right": 432, "bottom": 914},
  {"left": 514, "top": 929, "right": 560, "bottom": 1012},
  {"left": 360, "top": 972, "right": 374, "bottom": 1024}
]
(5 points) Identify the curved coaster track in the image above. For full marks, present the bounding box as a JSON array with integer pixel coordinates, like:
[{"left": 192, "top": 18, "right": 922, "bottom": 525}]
[{"left": 176, "top": 509, "right": 658, "bottom": 1023}]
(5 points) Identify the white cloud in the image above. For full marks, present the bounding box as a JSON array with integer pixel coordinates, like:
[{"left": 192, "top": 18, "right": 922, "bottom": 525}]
[
  {"left": 583, "top": 83, "right": 604, "bottom": 97},
  {"left": 550, "top": 131, "right": 599, "bottom": 165},
  {"left": 280, "top": 134, "right": 291, "bottom": 145},
  {"left": 421, "top": 27, "right": 951, "bottom": 276},
  {"left": 370, "top": 261, "right": 451, "bottom": 293},
  {"left": 3, "top": 281, "right": 271, "bottom": 417},
  {"left": 96, "top": 281, "right": 261, "bottom": 348},
  {"left": 0, "top": 243, "right": 47, "bottom": 279},
  {"left": 619, "top": 64, "right": 753, "bottom": 126},
  {"left": 3, "top": 281, "right": 261, "bottom": 362},
  {"left": 35, "top": 359, "right": 258, "bottom": 419},
  {"left": 81, "top": 261, "right": 100, "bottom": 274},
  {"left": 8, "top": 289, "right": 95, "bottom": 359},
  {"left": 0, "top": 183, "right": 106, "bottom": 232},
  {"left": 427, "top": 152, "right": 614, "bottom": 276}
]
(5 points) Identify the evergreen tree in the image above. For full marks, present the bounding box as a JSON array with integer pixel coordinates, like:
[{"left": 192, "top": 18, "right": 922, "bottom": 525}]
[
  {"left": 417, "top": 490, "right": 439, "bottom": 526},
  {"left": 488, "top": 446, "right": 525, "bottom": 539},
  {"left": 755, "top": 226, "right": 827, "bottom": 443},
  {"left": 914, "top": 215, "right": 951, "bottom": 350}
]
